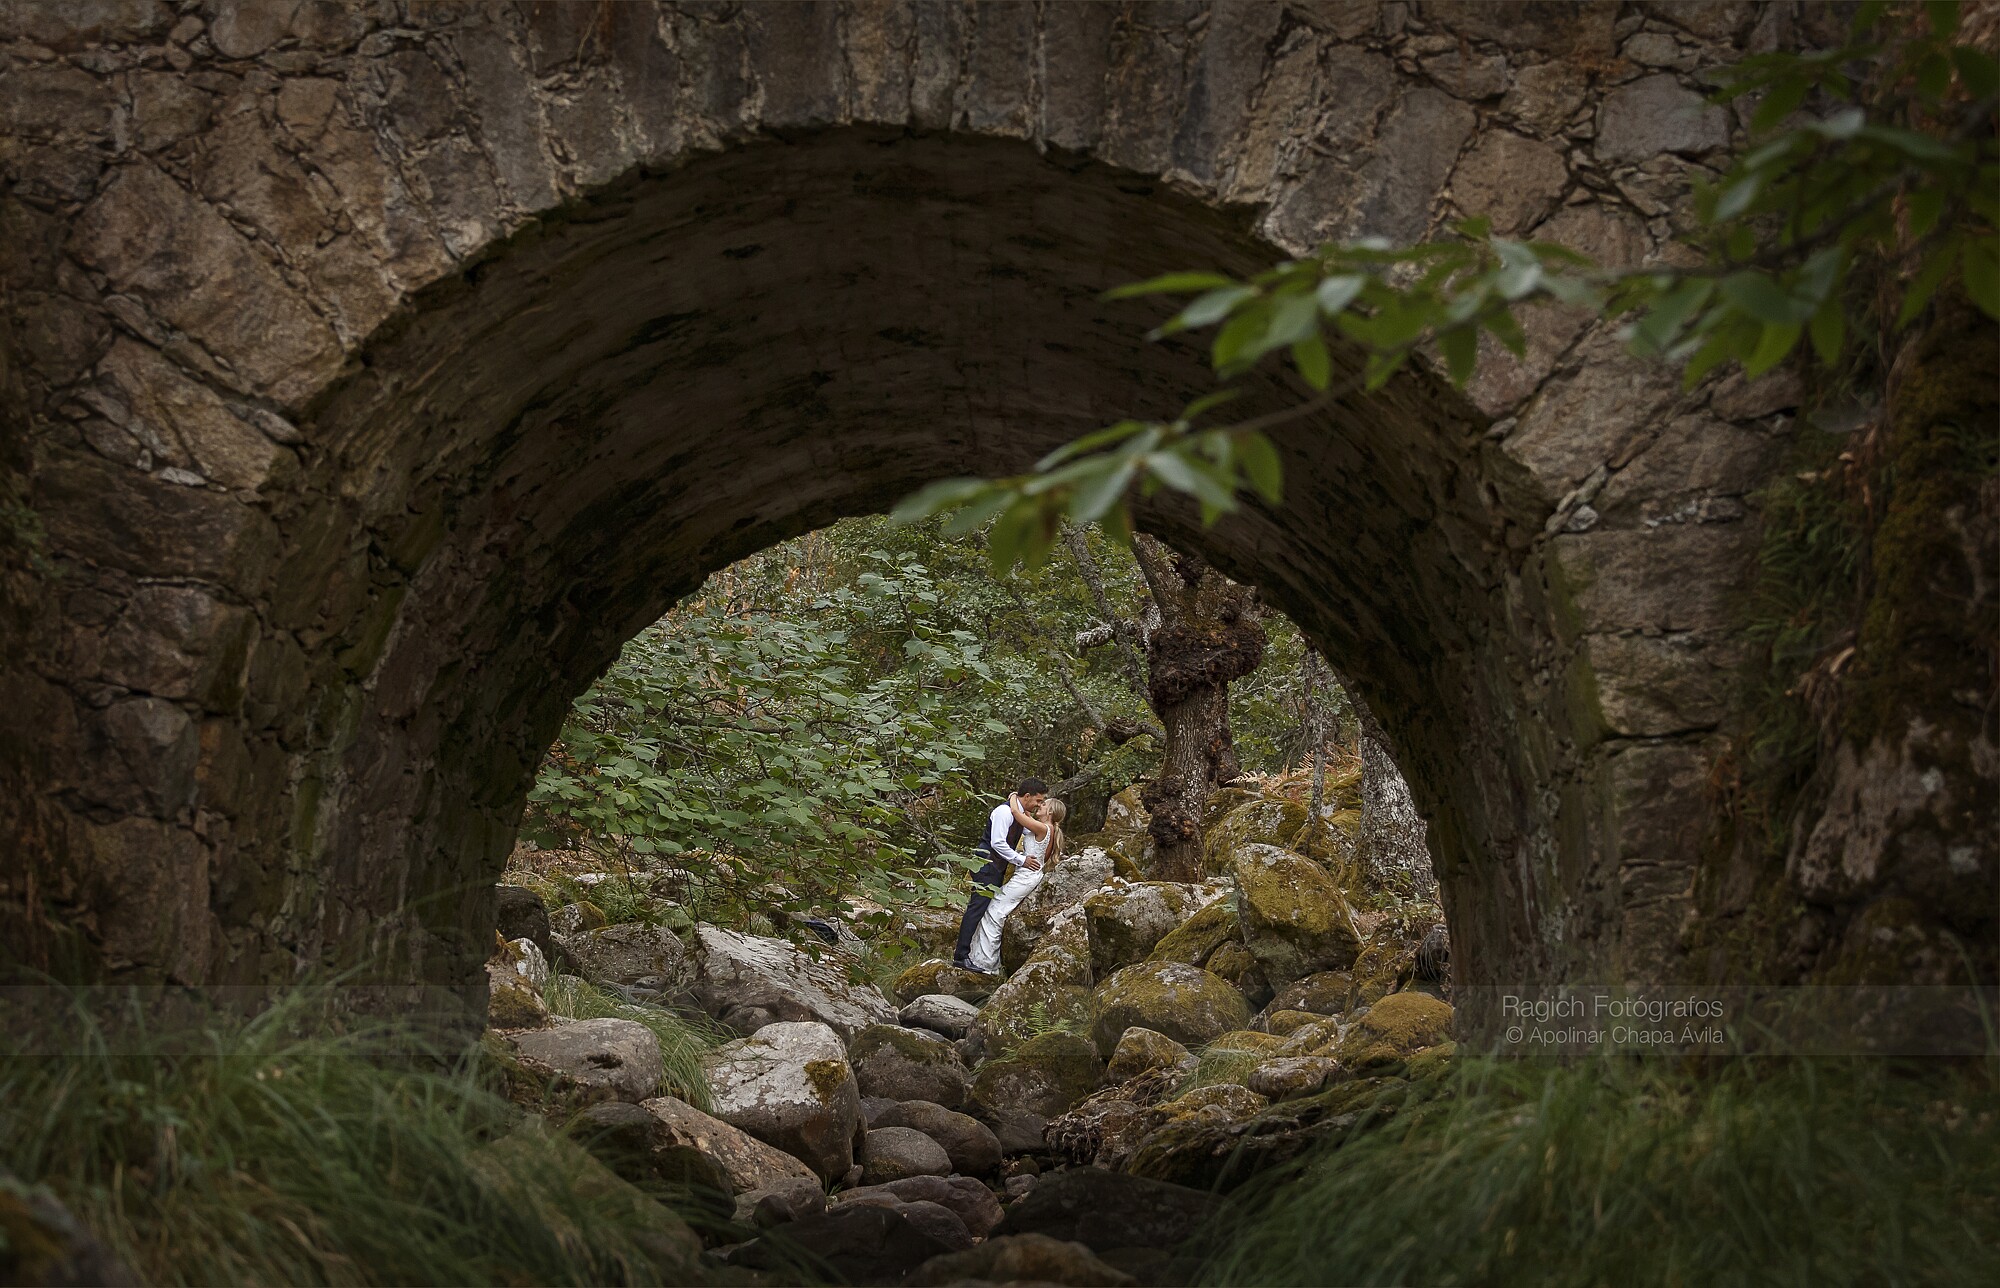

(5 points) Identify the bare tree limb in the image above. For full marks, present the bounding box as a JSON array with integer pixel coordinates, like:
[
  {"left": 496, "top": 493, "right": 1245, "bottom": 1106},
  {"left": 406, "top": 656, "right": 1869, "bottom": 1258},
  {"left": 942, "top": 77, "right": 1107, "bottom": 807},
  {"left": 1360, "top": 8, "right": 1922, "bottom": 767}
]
[{"left": 1062, "top": 524, "right": 1154, "bottom": 705}]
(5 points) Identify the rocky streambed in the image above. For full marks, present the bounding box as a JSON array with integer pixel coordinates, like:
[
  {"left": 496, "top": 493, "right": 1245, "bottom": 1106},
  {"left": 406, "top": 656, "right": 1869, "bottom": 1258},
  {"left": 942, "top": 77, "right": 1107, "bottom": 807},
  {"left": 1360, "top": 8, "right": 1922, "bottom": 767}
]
[{"left": 485, "top": 783, "right": 1454, "bottom": 1285}]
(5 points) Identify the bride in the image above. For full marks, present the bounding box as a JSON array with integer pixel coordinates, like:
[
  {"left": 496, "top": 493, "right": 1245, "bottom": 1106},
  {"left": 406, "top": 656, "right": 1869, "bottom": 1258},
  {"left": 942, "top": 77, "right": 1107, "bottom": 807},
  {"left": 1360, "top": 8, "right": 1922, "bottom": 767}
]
[{"left": 965, "top": 794, "right": 1065, "bottom": 975}]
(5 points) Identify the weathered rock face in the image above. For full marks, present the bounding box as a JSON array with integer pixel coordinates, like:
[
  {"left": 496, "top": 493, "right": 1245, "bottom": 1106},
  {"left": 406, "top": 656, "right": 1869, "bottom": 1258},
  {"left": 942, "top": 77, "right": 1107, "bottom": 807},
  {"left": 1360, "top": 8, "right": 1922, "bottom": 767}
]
[
  {"left": 558, "top": 923, "right": 687, "bottom": 991},
  {"left": 1000, "top": 847, "right": 1117, "bottom": 971},
  {"left": 875, "top": 1100, "right": 1003, "bottom": 1178},
  {"left": 1082, "top": 882, "right": 1207, "bottom": 978},
  {"left": 501, "top": 1017, "right": 663, "bottom": 1104},
  {"left": 847, "top": 1024, "right": 971, "bottom": 1110},
  {"left": 899, "top": 993, "right": 980, "bottom": 1040},
  {"left": 1231, "top": 844, "right": 1364, "bottom": 987},
  {"left": 700, "top": 1021, "right": 863, "bottom": 1181},
  {"left": 968, "top": 1031, "right": 1104, "bottom": 1121},
  {"left": 689, "top": 927, "right": 896, "bottom": 1039},
  {"left": 907, "top": 1233, "right": 1135, "bottom": 1288},
  {"left": 892, "top": 960, "right": 995, "bottom": 1008},
  {"left": 2, "top": 1, "right": 1935, "bottom": 1036},
  {"left": 1089, "top": 962, "right": 1254, "bottom": 1058},
  {"left": 859, "top": 1126, "right": 952, "bottom": 1185},
  {"left": 634, "top": 1096, "right": 819, "bottom": 1196},
  {"left": 973, "top": 907, "right": 1095, "bottom": 1058}
]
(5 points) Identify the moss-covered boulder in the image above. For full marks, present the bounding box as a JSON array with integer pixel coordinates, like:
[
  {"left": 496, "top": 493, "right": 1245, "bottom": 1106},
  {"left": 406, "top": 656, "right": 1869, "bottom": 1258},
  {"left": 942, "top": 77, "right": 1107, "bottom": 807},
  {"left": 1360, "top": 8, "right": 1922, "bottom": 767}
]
[
  {"left": 1102, "top": 785, "right": 1150, "bottom": 834},
  {"left": 1334, "top": 991, "right": 1454, "bottom": 1069},
  {"left": 1153, "top": 1082, "right": 1268, "bottom": 1121},
  {"left": 1103, "top": 1027, "right": 1196, "bottom": 1083},
  {"left": 1201, "top": 940, "right": 1273, "bottom": 1010},
  {"left": 1246, "top": 1055, "right": 1341, "bottom": 1100},
  {"left": 1264, "top": 970, "right": 1355, "bottom": 1018},
  {"left": 1260, "top": 1010, "right": 1323, "bottom": 1037},
  {"left": 1205, "top": 1029, "right": 1286, "bottom": 1055},
  {"left": 968, "top": 1032, "right": 1104, "bottom": 1120},
  {"left": 847, "top": 1024, "right": 971, "bottom": 1110},
  {"left": 892, "top": 959, "right": 995, "bottom": 1007},
  {"left": 1230, "top": 844, "right": 1362, "bottom": 987},
  {"left": 974, "top": 908, "right": 1095, "bottom": 1058},
  {"left": 999, "top": 846, "right": 1116, "bottom": 971},
  {"left": 1203, "top": 797, "right": 1309, "bottom": 873},
  {"left": 1082, "top": 883, "right": 1206, "bottom": 977},
  {"left": 1276, "top": 1017, "right": 1340, "bottom": 1057},
  {"left": 1146, "top": 900, "right": 1240, "bottom": 967},
  {"left": 1202, "top": 784, "right": 1261, "bottom": 828},
  {"left": 1088, "top": 962, "right": 1253, "bottom": 1058}
]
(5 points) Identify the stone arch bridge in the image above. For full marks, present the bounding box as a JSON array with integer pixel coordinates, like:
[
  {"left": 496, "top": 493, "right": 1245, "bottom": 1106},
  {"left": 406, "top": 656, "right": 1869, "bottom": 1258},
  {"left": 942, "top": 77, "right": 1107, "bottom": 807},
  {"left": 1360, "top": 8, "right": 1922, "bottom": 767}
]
[{"left": 5, "top": 1, "right": 1968, "bottom": 1020}]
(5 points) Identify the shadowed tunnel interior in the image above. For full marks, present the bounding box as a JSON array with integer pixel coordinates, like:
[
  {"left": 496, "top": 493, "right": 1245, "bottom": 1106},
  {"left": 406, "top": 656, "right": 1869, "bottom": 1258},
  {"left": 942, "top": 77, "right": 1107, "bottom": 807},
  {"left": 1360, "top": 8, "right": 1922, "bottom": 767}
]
[{"left": 169, "top": 129, "right": 1562, "bottom": 1003}]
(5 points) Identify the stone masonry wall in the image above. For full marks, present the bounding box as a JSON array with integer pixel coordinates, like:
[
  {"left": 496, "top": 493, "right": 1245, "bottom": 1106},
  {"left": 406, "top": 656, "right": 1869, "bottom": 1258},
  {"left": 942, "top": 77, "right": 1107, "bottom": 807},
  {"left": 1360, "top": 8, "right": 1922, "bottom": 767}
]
[{"left": 7, "top": 1, "right": 1949, "bottom": 1022}]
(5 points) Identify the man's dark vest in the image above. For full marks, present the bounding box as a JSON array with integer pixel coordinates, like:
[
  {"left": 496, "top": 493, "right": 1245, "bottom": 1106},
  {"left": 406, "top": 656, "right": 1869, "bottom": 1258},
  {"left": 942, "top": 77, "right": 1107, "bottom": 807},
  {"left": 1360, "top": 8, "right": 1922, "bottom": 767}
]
[{"left": 978, "top": 813, "right": 1025, "bottom": 862}]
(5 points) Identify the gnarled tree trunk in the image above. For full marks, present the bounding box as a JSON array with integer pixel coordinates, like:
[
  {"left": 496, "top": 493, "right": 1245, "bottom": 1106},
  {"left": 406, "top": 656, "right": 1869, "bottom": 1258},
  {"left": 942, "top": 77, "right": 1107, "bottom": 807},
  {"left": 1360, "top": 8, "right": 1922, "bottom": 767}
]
[
  {"left": 1131, "top": 536, "right": 1265, "bottom": 882},
  {"left": 1356, "top": 703, "right": 1437, "bottom": 900}
]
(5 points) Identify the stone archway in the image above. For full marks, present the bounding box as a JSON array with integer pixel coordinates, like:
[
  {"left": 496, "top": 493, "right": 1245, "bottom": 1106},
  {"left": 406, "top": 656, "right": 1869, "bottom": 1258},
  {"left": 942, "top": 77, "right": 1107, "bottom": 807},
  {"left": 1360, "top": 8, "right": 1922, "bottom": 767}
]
[{"left": 4, "top": 2, "right": 1823, "bottom": 1011}]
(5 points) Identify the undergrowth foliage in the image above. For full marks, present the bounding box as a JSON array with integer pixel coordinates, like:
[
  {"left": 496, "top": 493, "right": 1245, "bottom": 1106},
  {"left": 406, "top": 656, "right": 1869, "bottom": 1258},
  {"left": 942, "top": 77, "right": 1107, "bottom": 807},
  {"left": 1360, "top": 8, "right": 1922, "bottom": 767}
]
[
  {"left": 0, "top": 988, "right": 705, "bottom": 1287},
  {"left": 1200, "top": 1050, "right": 2000, "bottom": 1287}
]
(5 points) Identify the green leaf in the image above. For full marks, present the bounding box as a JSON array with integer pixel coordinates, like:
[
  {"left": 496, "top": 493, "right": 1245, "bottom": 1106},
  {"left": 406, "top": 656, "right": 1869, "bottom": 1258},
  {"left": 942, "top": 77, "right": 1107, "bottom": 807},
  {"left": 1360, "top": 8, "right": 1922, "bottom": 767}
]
[
  {"left": 1925, "top": 0, "right": 1958, "bottom": 37},
  {"left": 890, "top": 477, "right": 987, "bottom": 524},
  {"left": 1962, "top": 237, "right": 2000, "bottom": 320},
  {"left": 1857, "top": 124, "right": 1959, "bottom": 163},
  {"left": 1036, "top": 419, "right": 1147, "bottom": 471},
  {"left": 1897, "top": 239, "right": 1960, "bottom": 327},
  {"left": 1808, "top": 298, "right": 1845, "bottom": 365},
  {"left": 1749, "top": 79, "right": 1808, "bottom": 132},
  {"left": 1439, "top": 325, "right": 1478, "bottom": 387},
  {"left": 1632, "top": 278, "right": 1716, "bottom": 354},
  {"left": 1714, "top": 173, "right": 1764, "bottom": 220},
  {"left": 1483, "top": 308, "right": 1528, "bottom": 357},
  {"left": 1066, "top": 457, "right": 1138, "bottom": 525},
  {"left": 1104, "top": 271, "right": 1239, "bottom": 300},
  {"left": 1167, "top": 284, "right": 1259, "bottom": 334},
  {"left": 1237, "top": 431, "right": 1284, "bottom": 506},
  {"left": 1720, "top": 271, "right": 1811, "bottom": 325},
  {"left": 1264, "top": 290, "right": 1322, "bottom": 351},
  {"left": 1291, "top": 334, "right": 1332, "bottom": 390},
  {"left": 1915, "top": 50, "right": 1952, "bottom": 101},
  {"left": 940, "top": 487, "right": 1016, "bottom": 537},
  {"left": 1145, "top": 449, "right": 1238, "bottom": 513},
  {"left": 1743, "top": 320, "right": 1802, "bottom": 377},
  {"left": 1316, "top": 274, "right": 1368, "bottom": 316}
]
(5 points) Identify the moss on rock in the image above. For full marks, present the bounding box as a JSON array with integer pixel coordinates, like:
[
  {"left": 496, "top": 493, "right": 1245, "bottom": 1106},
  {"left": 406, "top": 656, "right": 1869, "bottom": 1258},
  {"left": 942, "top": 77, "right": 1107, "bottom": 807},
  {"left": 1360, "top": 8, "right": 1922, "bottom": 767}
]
[
  {"left": 1104, "top": 1026, "right": 1196, "bottom": 1083},
  {"left": 968, "top": 1031, "right": 1104, "bottom": 1119},
  {"left": 1147, "top": 899, "right": 1240, "bottom": 967},
  {"left": 1089, "top": 961, "right": 1253, "bottom": 1058},
  {"left": 1265, "top": 970, "right": 1355, "bottom": 1018},
  {"left": 1261, "top": 1009, "right": 1323, "bottom": 1037},
  {"left": 892, "top": 959, "right": 994, "bottom": 1007},
  {"left": 1335, "top": 991, "right": 1454, "bottom": 1069},
  {"left": 1230, "top": 844, "right": 1362, "bottom": 986},
  {"left": 1083, "top": 883, "right": 1206, "bottom": 977}
]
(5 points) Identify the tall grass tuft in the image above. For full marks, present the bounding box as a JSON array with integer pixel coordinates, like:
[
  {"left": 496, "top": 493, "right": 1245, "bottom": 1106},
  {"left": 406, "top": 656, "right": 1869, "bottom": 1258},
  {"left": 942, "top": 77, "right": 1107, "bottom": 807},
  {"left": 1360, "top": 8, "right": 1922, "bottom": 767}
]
[
  {"left": 0, "top": 987, "right": 711, "bottom": 1286},
  {"left": 1199, "top": 1050, "right": 2000, "bottom": 1286},
  {"left": 542, "top": 975, "right": 727, "bottom": 1110}
]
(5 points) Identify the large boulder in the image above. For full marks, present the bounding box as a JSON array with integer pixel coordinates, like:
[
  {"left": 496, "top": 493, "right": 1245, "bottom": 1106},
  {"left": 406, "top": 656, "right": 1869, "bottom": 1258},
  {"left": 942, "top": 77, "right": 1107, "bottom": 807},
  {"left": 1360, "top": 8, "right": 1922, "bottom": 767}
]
[
  {"left": 968, "top": 1031, "right": 1104, "bottom": 1120},
  {"left": 835, "top": 1174, "right": 1004, "bottom": 1238},
  {"left": 733, "top": 1175, "right": 826, "bottom": 1229},
  {"left": 876, "top": 1100, "right": 1002, "bottom": 1177},
  {"left": 486, "top": 937, "right": 551, "bottom": 1030},
  {"left": 1088, "top": 962, "right": 1253, "bottom": 1058},
  {"left": 559, "top": 922, "right": 688, "bottom": 991},
  {"left": 908, "top": 1233, "right": 1136, "bottom": 1288},
  {"left": 999, "top": 846, "right": 1116, "bottom": 970},
  {"left": 1335, "top": 991, "right": 1454, "bottom": 1068},
  {"left": 1230, "top": 844, "right": 1362, "bottom": 987},
  {"left": 899, "top": 993, "right": 979, "bottom": 1039},
  {"left": 501, "top": 1017, "right": 663, "bottom": 1104},
  {"left": 1203, "top": 796, "right": 1309, "bottom": 872},
  {"left": 847, "top": 1024, "right": 970, "bottom": 1109},
  {"left": 1103, "top": 1027, "right": 1196, "bottom": 1083},
  {"left": 495, "top": 884, "right": 554, "bottom": 964},
  {"left": 1247, "top": 1056, "right": 1343, "bottom": 1100},
  {"left": 973, "top": 907, "right": 1094, "bottom": 1057},
  {"left": 580, "top": 1088, "right": 820, "bottom": 1200},
  {"left": 689, "top": 926, "right": 897, "bottom": 1039},
  {"left": 860, "top": 1126, "right": 953, "bottom": 1184},
  {"left": 891, "top": 959, "right": 995, "bottom": 1006},
  {"left": 728, "top": 1203, "right": 960, "bottom": 1284},
  {"left": 1264, "top": 970, "right": 1355, "bottom": 1018},
  {"left": 1102, "top": 786, "right": 1149, "bottom": 833},
  {"left": 701, "top": 1021, "right": 863, "bottom": 1181},
  {"left": 993, "top": 1166, "right": 1220, "bottom": 1255},
  {"left": 1081, "top": 883, "right": 1207, "bottom": 977},
  {"left": 1146, "top": 899, "right": 1240, "bottom": 967},
  {"left": 1201, "top": 939, "right": 1274, "bottom": 1010}
]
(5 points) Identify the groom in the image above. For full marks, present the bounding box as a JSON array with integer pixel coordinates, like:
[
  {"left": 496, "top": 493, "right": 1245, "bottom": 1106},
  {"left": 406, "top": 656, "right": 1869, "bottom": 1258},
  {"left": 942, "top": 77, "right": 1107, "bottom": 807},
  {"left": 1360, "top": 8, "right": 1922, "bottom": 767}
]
[{"left": 951, "top": 777, "right": 1047, "bottom": 970}]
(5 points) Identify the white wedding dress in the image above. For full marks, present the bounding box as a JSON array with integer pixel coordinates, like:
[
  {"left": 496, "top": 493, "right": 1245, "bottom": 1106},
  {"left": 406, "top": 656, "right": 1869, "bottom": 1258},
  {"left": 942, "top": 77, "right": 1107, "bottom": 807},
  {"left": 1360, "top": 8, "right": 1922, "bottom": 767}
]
[{"left": 965, "top": 829, "right": 1048, "bottom": 973}]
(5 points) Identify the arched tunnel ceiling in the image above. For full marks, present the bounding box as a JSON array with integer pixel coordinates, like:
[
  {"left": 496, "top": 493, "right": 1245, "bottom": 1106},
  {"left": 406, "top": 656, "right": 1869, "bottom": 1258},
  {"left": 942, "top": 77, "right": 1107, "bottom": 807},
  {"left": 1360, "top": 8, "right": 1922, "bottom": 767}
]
[{"left": 291, "top": 130, "right": 1552, "bottom": 993}]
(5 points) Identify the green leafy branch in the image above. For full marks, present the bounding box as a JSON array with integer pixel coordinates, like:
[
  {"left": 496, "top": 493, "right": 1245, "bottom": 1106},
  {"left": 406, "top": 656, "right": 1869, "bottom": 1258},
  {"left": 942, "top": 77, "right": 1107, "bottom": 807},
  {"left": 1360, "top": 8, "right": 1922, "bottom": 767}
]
[{"left": 896, "top": 2, "right": 1997, "bottom": 572}]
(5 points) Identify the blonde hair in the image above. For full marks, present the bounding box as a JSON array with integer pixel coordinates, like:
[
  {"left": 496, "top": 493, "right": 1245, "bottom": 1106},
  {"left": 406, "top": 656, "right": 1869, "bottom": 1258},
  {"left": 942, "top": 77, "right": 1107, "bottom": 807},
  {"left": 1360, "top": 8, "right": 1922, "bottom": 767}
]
[{"left": 1042, "top": 799, "right": 1066, "bottom": 867}]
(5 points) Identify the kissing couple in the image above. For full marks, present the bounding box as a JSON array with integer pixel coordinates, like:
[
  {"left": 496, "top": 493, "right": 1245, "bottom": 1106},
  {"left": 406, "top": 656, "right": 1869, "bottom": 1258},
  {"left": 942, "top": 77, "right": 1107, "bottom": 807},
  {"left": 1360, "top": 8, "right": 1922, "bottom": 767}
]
[{"left": 951, "top": 777, "right": 1067, "bottom": 977}]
